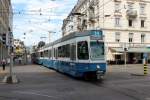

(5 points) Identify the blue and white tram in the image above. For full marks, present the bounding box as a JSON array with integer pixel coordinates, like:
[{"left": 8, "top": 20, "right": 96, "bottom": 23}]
[{"left": 36, "top": 30, "right": 107, "bottom": 79}]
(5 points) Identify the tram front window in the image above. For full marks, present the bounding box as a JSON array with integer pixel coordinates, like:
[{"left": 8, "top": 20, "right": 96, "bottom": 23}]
[
  {"left": 77, "top": 41, "right": 89, "bottom": 60},
  {"left": 90, "top": 41, "right": 104, "bottom": 60}
]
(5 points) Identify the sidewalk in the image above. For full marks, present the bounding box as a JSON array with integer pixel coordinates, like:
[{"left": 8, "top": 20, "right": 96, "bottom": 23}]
[
  {"left": 107, "top": 64, "right": 150, "bottom": 76},
  {"left": 0, "top": 66, "right": 9, "bottom": 73},
  {"left": 0, "top": 70, "right": 8, "bottom": 74}
]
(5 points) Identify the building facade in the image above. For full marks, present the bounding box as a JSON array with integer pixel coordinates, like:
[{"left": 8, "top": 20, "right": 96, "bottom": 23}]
[
  {"left": 0, "top": 0, "right": 13, "bottom": 62},
  {"left": 14, "top": 39, "right": 25, "bottom": 56},
  {"left": 14, "top": 39, "right": 29, "bottom": 64},
  {"left": 62, "top": 0, "right": 150, "bottom": 64}
]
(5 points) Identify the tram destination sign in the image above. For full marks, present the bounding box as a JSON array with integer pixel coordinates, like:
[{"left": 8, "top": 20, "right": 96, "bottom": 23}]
[{"left": 90, "top": 30, "right": 103, "bottom": 40}]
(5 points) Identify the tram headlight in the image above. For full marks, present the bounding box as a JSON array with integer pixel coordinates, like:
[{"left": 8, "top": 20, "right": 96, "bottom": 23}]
[{"left": 97, "top": 65, "right": 100, "bottom": 69}]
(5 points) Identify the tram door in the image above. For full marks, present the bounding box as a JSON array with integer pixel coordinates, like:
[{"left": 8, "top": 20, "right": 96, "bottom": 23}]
[{"left": 70, "top": 43, "right": 76, "bottom": 70}]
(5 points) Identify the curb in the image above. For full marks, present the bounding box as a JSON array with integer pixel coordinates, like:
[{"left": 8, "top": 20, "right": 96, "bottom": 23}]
[{"left": 130, "top": 73, "right": 147, "bottom": 76}]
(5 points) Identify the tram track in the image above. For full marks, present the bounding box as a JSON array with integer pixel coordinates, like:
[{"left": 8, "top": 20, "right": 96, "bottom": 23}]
[
  {"left": 0, "top": 96, "right": 20, "bottom": 100},
  {"left": 88, "top": 80, "right": 144, "bottom": 100}
]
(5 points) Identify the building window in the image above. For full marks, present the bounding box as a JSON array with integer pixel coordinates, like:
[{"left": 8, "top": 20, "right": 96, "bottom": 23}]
[
  {"left": 115, "top": 18, "right": 120, "bottom": 26},
  {"left": 128, "top": 3, "right": 134, "bottom": 10},
  {"left": 140, "top": 4, "right": 145, "bottom": 15},
  {"left": 141, "top": 34, "right": 145, "bottom": 43},
  {"left": 115, "top": 3, "right": 120, "bottom": 12},
  {"left": 141, "top": 20, "right": 145, "bottom": 27},
  {"left": 115, "top": 32, "right": 120, "bottom": 42},
  {"left": 129, "top": 19, "right": 133, "bottom": 27},
  {"left": 129, "top": 33, "right": 133, "bottom": 43}
]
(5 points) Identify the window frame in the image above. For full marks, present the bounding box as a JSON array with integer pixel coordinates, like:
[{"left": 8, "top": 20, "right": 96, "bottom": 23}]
[
  {"left": 115, "top": 17, "right": 121, "bottom": 27},
  {"left": 129, "top": 33, "right": 134, "bottom": 43},
  {"left": 115, "top": 32, "right": 120, "bottom": 42},
  {"left": 141, "top": 20, "right": 145, "bottom": 28},
  {"left": 141, "top": 34, "right": 145, "bottom": 43},
  {"left": 140, "top": 4, "right": 145, "bottom": 15},
  {"left": 77, "top": 41, "right": 89, "bottom": 60},
  {"left": 128, "top": 19, "right": 133, "bottom": 27},
  {"left": 114, "top": 2, "right": 121, "bottom": 13}
]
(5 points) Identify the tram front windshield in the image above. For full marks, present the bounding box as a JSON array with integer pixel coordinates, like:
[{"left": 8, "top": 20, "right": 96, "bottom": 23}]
[{"left": 90, "top": 41, "right": 104, "bottom": 60}]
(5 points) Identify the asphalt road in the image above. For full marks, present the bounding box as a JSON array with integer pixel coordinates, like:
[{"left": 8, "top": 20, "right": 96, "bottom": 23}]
[{"left": 0, "top": 64, "right": 150, "bottom": 100}]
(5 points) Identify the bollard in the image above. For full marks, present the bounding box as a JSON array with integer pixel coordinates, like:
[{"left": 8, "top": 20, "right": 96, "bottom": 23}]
[{"left": 144, "top": 64, "right": 148, "bottom": 75}]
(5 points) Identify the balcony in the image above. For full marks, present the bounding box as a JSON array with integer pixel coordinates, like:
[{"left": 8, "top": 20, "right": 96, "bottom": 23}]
[
  {"left": 139, "top": 13, "right": 147, "bottom": 18},
  {"left": 126, "top": 10, "right": 137, "bottom": 18},
  {"left": 114, "top": 11, "right": 122, "bottom": 16}
]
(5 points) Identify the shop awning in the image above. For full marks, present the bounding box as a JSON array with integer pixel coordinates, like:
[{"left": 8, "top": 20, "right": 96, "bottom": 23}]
[
  {"left": 111, "top": 47, "right": 150, "bottom": 53},
  {"left": 112, "top": 52, "right": 123, "bottom": 55}
]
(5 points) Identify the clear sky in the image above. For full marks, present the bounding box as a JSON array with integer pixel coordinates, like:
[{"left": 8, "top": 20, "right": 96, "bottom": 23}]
[{"left": 11, "top": 0, "right": 78, "bottom": 46}]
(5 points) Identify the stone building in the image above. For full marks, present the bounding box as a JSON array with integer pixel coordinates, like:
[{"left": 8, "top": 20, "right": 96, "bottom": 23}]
[
  {"left": 62, "top": 0, "right": 150, "bottom": 64},
  {"left": 0, "top": 0, "right": 13, "bottom": 62}
]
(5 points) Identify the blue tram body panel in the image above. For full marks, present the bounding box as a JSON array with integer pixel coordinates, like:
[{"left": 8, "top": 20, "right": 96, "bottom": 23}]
[{"left": 37, "top": 58, "right": 106, "bottom": 78}]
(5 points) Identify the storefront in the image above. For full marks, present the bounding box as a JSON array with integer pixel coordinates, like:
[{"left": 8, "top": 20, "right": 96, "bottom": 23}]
[{"left": 108, "top": 47, "right": 150, "bottom": 64}]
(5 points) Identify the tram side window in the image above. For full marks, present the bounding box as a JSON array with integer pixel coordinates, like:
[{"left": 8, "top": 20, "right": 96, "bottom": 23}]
[
  {"left": 70, "top": 44, "right": 76, "bottom": 60},
  {"left": 43, "top": 51, "right": 45, "bottom": 57},
  {"left": 58, "top": 46, "right": 63, "bottom": 57},
  {"left": 66, "top": 44, "right": 70, "bottom": 58},
  {"left": 54, "top": 48, "right": 58, "bottom": 59},
  {"left": 49, "top": 50, "right": 51, "bottom": 58},
  {"left": 40, "top": 52, "right": 44, "bottom": 57},
  {"left": 77, "top": 41, "right": 89, "bottom": 60},
  {"left": 45, "top": 50, "right": 48, "bottom": 57},
  {"left": 58, "top": 44, "right": 70, "bottom": 58}
]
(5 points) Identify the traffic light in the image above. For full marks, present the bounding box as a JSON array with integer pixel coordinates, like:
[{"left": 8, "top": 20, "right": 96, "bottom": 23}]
[{"left": 2, "top": 34, "right": 6, "bottom": 45}]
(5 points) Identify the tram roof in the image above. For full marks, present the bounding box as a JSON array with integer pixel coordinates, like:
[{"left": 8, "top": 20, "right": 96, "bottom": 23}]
[{"left": 43, "top": 30, "right": 102, "bottom": 48}]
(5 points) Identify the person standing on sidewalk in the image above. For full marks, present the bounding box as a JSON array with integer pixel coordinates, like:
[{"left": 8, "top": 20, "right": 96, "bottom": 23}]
[{"left": 1, "top": 59, "right": 6, "bottom": 71}]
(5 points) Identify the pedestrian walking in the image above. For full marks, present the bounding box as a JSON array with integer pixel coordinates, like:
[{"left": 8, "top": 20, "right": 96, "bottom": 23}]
[{"left": 1, "top": 59, "right": 6, "bottom": 71}]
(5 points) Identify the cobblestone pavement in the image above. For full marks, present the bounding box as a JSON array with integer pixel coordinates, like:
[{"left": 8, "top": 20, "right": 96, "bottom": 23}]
[{"left": 0, "top": 64, "right": 150, "bottom": 100}]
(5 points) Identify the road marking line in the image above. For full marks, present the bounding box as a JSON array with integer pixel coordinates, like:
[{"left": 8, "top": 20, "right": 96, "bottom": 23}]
[{"left": 13, "top": 91, "right": 60, "bottom": 99}]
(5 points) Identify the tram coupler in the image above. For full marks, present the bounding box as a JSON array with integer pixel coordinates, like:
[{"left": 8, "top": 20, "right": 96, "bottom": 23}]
[{"left": 96, "top": 71, "right": 104, "bottom": 80}]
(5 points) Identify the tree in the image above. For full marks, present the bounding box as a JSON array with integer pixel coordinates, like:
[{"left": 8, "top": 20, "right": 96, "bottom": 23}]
[{"left": 37, "top": 41, "right": 45, "bottom": 48}]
